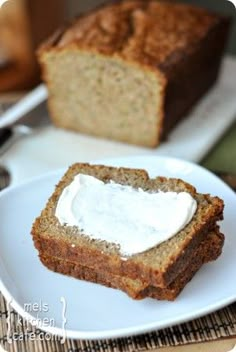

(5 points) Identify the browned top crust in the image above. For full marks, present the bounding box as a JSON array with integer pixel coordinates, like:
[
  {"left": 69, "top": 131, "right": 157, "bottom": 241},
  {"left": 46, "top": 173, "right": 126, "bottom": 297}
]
[{"left": 39, "top": 0, "right": 223, "bottom": 69}]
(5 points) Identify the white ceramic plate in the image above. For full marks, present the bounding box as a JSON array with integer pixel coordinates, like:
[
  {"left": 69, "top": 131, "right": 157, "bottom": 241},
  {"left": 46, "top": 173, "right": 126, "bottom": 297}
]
[{"left": 0, "top": 156, "right": 235, "bottom": 340}]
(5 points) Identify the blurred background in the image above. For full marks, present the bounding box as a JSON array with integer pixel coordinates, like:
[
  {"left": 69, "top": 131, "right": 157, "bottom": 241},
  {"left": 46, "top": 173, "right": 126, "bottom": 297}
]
[{"left": 0, "top": 0, "right": 235, "bottom": 93}]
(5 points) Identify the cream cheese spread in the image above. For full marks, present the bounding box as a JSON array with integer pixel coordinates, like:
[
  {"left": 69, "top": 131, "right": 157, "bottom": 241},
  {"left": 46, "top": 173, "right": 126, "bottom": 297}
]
[{"left": 55, "top": 174, "right": 197, "bottom": 256}]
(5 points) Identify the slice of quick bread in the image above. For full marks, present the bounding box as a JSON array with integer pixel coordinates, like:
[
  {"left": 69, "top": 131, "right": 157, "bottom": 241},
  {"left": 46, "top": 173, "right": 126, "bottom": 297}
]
[
  {"left": 39, "top": 230, "right": 224, "bottom": 301},
  {"left": 38, "top": 227, "right": 223, "bottom": 298},
  {"left": 31, "top": 163, "right": 224, "bottom": 288}
]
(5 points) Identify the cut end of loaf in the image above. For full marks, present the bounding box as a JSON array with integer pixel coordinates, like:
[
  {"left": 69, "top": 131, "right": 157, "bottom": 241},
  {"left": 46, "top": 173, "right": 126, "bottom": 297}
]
[{"left": 40, "top": 50, "right": 165, "bottom": 147}]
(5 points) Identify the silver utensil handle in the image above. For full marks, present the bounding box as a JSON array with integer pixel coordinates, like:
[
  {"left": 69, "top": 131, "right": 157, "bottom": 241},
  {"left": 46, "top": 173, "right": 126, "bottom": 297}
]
[
  {"left": 0, "top": 126, "right": 31, "bottom": 157},
  {"left": 0, "top": 128, "right": 18, "bottom": 156},
  {"left": 0, "top": 84, "right": 48, "bottom": 128},
  {"left": 0, "top": 128, "right": 12, "bottom": 146}
]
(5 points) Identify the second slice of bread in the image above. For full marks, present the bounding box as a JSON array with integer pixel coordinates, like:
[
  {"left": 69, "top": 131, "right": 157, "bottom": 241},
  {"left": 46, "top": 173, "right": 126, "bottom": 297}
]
[{"left": 39, "top": 230, "right": 224, "bottom": 300}]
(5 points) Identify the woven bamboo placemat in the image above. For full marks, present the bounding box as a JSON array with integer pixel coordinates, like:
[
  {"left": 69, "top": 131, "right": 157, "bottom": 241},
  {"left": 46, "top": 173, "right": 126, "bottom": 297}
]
[{"left": 0, "top": 293, "right": 235, "bottom": 352}]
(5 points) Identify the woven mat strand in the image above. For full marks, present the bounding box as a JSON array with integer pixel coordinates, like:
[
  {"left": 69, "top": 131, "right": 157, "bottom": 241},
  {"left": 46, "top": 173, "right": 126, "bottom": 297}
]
[{"left": 0, "top": 293, "right": 235, "bottom": 352}]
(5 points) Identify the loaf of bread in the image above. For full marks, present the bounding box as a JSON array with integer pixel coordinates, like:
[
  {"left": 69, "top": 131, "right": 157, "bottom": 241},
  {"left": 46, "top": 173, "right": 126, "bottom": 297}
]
[
  {"left": 31, "top": 163, "right": 224, "bottom": 300},
  {"left": 39, "top": 229, "right": 224, "bottom": 300},
  {"left": 38, "top": 0, "right": 230, "bottom": 147}
]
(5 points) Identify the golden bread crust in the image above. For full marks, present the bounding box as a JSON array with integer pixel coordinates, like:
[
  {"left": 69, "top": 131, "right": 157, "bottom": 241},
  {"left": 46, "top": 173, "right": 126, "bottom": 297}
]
[{"left": 40, "top": 1, "right": 219, "bottom": 69}]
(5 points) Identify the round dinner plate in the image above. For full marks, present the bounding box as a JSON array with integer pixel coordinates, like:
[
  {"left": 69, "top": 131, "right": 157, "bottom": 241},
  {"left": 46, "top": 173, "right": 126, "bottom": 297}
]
[{"left": 0, "top": 155, "right": 235, "bottom": 340}]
